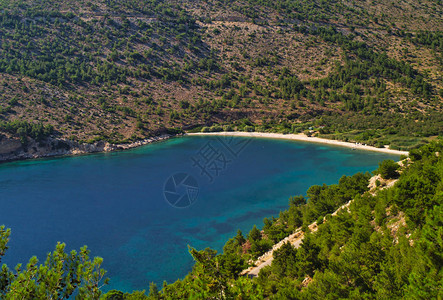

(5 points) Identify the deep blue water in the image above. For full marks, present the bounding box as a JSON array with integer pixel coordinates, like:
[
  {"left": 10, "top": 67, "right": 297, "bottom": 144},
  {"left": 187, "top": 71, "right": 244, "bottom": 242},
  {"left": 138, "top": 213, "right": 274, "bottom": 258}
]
[{"left": 0, "top": 136, "right": 399, "bottom": 292}]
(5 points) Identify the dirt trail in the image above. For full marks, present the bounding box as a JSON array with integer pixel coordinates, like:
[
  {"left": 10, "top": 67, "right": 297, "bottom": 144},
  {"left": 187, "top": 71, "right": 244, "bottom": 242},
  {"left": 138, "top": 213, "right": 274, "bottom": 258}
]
[
  {"left": 239, "top": 173, "right": 401, "bottom": 278},
  {"left": 239, "top": 201, "right": 354, "bottom": 278}
]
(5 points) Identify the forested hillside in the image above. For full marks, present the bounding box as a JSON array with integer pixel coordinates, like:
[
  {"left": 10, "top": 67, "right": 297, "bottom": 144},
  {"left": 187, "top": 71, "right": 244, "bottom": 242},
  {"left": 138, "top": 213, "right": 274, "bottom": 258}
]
[
  {"left": 0, "top": 0, "right": 442, "bottom": 153},
  {"left": 1, "top": 142, "right": 441, "bottom": 299}
]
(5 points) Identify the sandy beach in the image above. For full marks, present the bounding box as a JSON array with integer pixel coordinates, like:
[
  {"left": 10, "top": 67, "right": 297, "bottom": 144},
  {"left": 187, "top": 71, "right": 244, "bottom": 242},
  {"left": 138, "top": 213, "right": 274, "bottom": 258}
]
[{"left": 186, "top": 132, "right": 409, "bottom": 156}]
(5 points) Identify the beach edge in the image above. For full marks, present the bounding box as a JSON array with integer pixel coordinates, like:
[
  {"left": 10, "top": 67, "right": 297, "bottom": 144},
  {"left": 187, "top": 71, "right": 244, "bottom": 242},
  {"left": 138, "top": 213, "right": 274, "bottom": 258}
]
[{"left": 186, "top": 132, "right": 409, "bottom": 156}]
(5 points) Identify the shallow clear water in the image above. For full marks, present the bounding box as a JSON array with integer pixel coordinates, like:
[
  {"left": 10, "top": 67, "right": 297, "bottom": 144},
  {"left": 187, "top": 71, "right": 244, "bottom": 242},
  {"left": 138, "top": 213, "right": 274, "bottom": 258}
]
[{"left": 0, "top": 136, "right": 399, "bottom": 292}]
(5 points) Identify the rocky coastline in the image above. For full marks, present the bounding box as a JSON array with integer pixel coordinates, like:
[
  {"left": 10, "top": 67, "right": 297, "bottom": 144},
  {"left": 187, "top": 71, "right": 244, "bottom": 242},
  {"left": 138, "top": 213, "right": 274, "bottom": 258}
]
[{"left": 0, "top": 134, "right": 172, "bottom": 163}]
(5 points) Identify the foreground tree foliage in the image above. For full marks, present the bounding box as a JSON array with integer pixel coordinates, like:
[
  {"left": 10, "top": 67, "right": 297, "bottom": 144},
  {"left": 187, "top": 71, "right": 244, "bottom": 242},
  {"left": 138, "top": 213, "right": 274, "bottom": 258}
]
[
  {"left": 0, "top": 228, "right": 108, "bottom": 299},
  {"left": 377, "top": 159, "right": 400, "bottom": 179}
]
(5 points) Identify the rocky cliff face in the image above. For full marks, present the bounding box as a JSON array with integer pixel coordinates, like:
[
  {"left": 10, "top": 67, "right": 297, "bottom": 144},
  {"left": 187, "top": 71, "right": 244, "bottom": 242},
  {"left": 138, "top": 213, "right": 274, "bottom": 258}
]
[
  {"left": 0, "top": 134, "right": 171, "bottom": 163},
  {"left": 0, "top": 135, "right": 22, "bottom": 156}
]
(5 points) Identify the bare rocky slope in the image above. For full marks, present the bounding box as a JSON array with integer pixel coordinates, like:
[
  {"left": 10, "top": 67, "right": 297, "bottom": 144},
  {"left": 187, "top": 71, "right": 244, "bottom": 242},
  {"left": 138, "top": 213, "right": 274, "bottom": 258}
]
[{"left": 0, "top": 0, "right": 442, "bottom": 161}]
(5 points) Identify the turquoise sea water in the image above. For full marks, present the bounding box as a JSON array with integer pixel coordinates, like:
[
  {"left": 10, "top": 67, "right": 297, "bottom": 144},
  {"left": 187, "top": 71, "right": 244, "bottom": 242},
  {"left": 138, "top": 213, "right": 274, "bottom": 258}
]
[{"left": 0, "top": 136, "right": 399, "bottom": 292}]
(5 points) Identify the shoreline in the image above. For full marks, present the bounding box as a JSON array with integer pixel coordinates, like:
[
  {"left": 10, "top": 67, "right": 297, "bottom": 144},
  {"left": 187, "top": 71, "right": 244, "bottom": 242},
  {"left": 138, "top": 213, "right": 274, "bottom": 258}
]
[
  {"left": 0, "top": 134, "right": 173, "bottom": 164},
  {"left": 186, "top": 132, "right": 409, "bottom": 156},
  {"left": 0, "top": 130, "right": 409, "bottom": 164}
]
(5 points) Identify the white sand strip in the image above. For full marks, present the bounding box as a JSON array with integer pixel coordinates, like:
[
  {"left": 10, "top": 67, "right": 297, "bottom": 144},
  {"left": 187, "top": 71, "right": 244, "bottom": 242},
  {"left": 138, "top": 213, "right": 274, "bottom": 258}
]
[{"left": 186, "top": 132, "right": 409, "bottom": 156}]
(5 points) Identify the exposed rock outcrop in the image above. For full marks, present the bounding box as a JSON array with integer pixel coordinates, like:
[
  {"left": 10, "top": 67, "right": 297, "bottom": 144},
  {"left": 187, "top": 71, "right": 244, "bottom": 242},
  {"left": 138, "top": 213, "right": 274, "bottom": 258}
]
[
  {"left": 0, "top": 135, "right": 22, "bottom": 155},
  {"left": 0, "top": 134, "right": 172, "bottom": 163}
]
